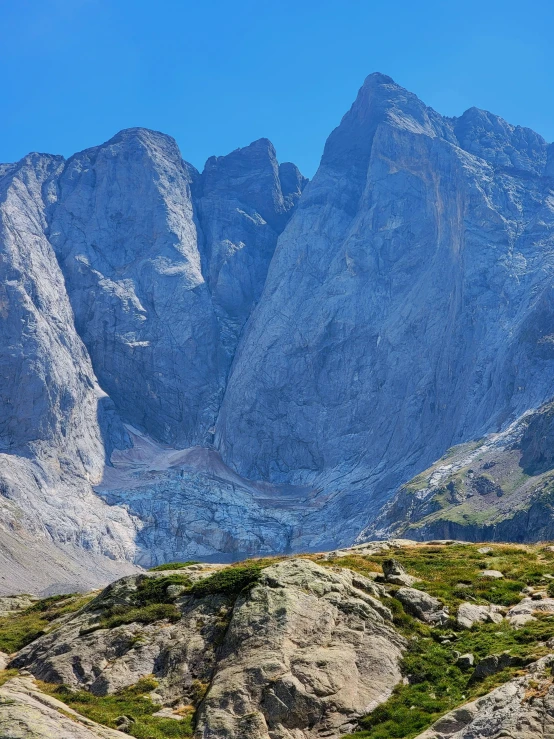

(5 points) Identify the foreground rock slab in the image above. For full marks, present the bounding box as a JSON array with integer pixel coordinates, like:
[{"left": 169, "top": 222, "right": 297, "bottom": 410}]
[{"left": 0, "top": 675, "right": 127, "bottom": 738}]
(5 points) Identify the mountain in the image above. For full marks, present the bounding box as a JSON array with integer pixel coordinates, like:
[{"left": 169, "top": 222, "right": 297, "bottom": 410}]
[
  {"left": 217, "top": 73, "right": 554, "bottom": 514},
  {"left": 3, "top": 73, "right": 554, "bottom": 589}
]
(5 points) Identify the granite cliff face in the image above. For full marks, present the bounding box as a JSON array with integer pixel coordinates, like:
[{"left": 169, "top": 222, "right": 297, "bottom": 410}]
[
  {"left": 3, "top": 73, "right": 554, "bottom": 584},
  {"left": 0, "top": 128, "right": 307, "bottom": 584},
  {"left": 217, "top": 73, "right": 554, "bottom": 513}
]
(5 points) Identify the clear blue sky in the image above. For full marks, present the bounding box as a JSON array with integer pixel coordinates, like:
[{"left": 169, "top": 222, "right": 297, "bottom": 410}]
[{"left": 2, "top": 0, "right": 553, "bottom": 177}]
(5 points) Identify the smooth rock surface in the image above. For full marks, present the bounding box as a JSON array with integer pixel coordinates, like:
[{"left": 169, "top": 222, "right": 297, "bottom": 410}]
[
  {"left": 457, "top": 602, "right": 505, "bottom": 629},
  {"left": 0, "top": 675, "right": 127, "bottom": 738}
]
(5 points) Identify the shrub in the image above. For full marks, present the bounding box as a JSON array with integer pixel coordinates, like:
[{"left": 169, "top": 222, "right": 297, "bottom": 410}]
[
  {"left": 189, "top": 563, "right": 263, "bottom": 597},
  {"left": 101, "top": 603, "right": 181, "bottom": 629},
  {"left": 148, "top": 561, "right": 199, "bottom": 572}
]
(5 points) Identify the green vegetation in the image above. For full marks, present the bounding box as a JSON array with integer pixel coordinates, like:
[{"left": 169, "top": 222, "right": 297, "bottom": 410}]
[
  {"left": 189, "top": 562, "right": 267, "bottom": 597},
  {"left": 40, "top": 676, "right": 194, "bottom": 738},
  {"left": 148, "top": 561, "right": 199, "bottom": 572},
  {"left": 101, "top": 603, "right": 182, "bottom": 629},
  {"left": 344, "top": 613, "right": 554, "bottom": 739},
  {"left": 325, "top": 542, "right": 554, "bottom": 739},
  {"left": 134, "top": 575, "right": 192, "bottom": 605},
  {"left": 98, "top": 574, "right": 192, "bottom": 629},
  {"left": 0, "top": 593, "right": 94, "bottom": 653}
]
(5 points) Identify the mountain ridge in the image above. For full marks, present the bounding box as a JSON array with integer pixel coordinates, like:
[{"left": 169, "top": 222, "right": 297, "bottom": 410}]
[{"left": 3, "top": 73, "right": 554, "bottom": 591}]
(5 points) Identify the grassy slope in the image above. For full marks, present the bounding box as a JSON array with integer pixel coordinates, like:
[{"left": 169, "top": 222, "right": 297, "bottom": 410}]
[
  {"left": 318, "top": 543, "right": 554, "bottom": 739},
  {"left": 3, "top": 545, "right": 554, "bottom": 738}
]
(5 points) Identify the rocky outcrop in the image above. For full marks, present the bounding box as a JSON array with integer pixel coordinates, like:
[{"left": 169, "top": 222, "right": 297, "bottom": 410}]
[
  {"left": 415, "top": 655, "right": 554, "bottom": 739},
  {"left": 14, "top": 559, "right": 406, "bottom": 739},
  {"left": 0, "top": 675, "right": 127, "bottom": 738},
  {"left": 366, "top": 400, "right": 554, "bottom": 544}
]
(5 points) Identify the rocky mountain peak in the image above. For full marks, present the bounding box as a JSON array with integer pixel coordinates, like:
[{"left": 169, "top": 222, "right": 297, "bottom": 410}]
[{"left": 453, "top": 106, "right": 548, "bottom": 174}]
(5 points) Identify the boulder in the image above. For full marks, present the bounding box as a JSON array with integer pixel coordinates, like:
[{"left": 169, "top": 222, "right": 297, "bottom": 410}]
[
  {"left": 456, "top": 653, "right": 475, "bottom": 669},
  {"left": 472, "top": 652, "right": 513, "bottom": 680},
  {"left": 456, "top": 603, "right": 505, "bottom": 629},
  {"left": 507, "top": 596, "right": 554, "bottom": 627},
  {"left": 381, "top": 559, "right": 420, "bottom": 586},
  {"left": 395, "top": 588, "right": 449, "bottom": 626}
]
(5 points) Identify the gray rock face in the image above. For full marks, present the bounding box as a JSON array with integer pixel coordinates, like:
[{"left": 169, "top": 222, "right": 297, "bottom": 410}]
[
  {"left": 14, "top": 559, "right": 406, "bottom": 739},
  {"left": 0, "top": 154, "right": 140, "bottom": 592},
  {"left": 6, "top": 71, "right": 554, "bottom": 584},
  {"left": 197, "top": 138, "right": 305, "bottom": 362},
  {"left": 50, "top": 131, "right": 303, "bottom": 449},
  {"left": 0, "top": 129, "right": 305, "bottom": 585},
  {"left": 216, "top": 72, "right": 554, "bottom": 520},
  {"left": 50, "top": 128, "right": 219, "bottom": 448}
]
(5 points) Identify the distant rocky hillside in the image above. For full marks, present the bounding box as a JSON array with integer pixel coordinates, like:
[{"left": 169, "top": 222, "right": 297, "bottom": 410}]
[
  {"left": 3, "top": 541, "right": 554, "bottom": 738},
  {"left": 367, "top": 399, "right": 554, "bottom": 542},
  {"left": 4, "top": 73, "right": 554, "bottom": 588}
]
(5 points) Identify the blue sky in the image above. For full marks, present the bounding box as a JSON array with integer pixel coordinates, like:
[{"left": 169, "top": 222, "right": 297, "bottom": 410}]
[{"left": 2, "top": 0, "right": 553, "bottom": 177}]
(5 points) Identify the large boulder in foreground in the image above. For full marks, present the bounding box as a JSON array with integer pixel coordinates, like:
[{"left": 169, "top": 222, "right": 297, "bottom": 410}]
[
  {"left": 13, "top": 558, "right": 406, "bottom": 739},
  {"left": 0, "top": 675, "right": 126, "bottom": 738}
]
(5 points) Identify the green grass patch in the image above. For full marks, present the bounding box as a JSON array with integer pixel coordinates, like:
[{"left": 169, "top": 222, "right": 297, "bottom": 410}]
[
  {"left": 189, "top": 563, "right": 266, "bottom": 598},
  {"left": 40, "top": 676, "right": 194, "bottom": 738},
  {"left": 0, "top": 593, "right": 95, "bottom": 653},
  {"left": 148, "top": 562, "right": 199, "bottom": 572},
  {"left": 97, "top": 575, "right": 192, "bottom": 629},
  {"left": 328, "top": 543, "right": 554, "bottom": 739}
]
